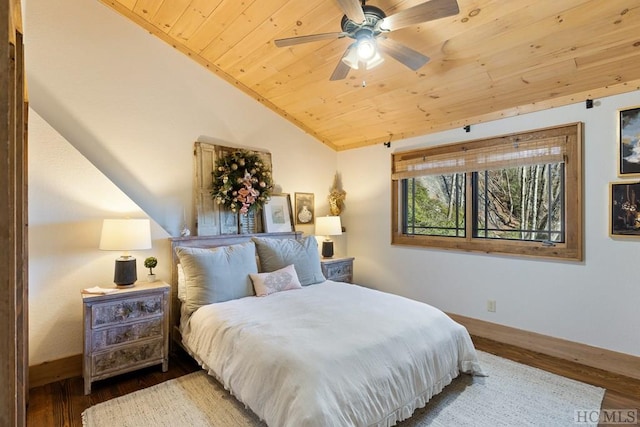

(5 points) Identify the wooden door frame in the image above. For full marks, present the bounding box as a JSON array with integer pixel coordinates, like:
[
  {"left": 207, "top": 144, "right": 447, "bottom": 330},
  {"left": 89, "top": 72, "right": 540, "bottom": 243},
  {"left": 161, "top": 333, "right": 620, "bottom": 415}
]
[{"left": 1, "top": 0, "right": 28, "bottom": 425}]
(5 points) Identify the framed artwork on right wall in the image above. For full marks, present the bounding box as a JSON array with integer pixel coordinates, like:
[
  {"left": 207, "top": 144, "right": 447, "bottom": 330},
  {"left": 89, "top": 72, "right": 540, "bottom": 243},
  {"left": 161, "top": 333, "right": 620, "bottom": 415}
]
[
  {"left": 610, "top": 181, "right": 640, "bottom": 237},
  {"left": 618, "top": 106, "right": 640, "bottom": 176}
]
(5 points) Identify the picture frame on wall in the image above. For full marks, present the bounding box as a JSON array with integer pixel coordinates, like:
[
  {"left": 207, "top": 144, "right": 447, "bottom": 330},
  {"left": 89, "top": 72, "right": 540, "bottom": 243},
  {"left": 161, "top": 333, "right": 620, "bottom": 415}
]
[
  {"left": 294, "top": 192, "right": 315, "bottom": 225},
  {"left": 618, "top": 106, "right": 640, "bottom": 176},
  {"left": 220, "top": 210, "right": 239, "bottom": 235},
  {"left": 263, "top": 194, "right": 294, "bottom": 233},
  {"left": 610, "top": 181, "right": 640, "bottom": 237}
]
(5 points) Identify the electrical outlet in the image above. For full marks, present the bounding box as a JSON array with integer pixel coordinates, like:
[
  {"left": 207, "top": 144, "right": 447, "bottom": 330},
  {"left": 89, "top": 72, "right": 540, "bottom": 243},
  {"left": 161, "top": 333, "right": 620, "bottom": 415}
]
[{"left": 487, "top": 300, "right": 496, "bottom": 312}]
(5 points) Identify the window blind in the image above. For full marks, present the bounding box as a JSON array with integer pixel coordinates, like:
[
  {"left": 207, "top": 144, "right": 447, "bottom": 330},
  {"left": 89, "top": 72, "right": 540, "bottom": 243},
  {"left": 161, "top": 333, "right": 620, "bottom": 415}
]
[{"left": 392, "top": 135, "right": 568, "bottom": 180}]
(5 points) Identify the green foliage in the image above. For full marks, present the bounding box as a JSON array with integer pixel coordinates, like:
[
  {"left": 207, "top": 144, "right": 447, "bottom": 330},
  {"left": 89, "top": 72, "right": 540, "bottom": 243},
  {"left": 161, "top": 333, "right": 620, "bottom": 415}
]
[
  {"left": 477, "top": 164, "right": 563, "bottom": 241},
  {"left": 406, "top": 175, "right": 465, "bottom": 236},
  {"left": 211, "top": 149, "right": 273, "bottom": 214},
  {"left": 144, "top": 256, "right": 157, "bottom": 274},
  {"left": 404, "top": 164, "right": 564, "bottom": 242}
]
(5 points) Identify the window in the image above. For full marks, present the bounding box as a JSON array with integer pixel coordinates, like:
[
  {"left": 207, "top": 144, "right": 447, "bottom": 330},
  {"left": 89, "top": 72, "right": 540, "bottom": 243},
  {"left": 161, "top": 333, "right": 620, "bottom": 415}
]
[
  {"left": 391, "top": 123, "right": 583, "bottom": 260},
  {"left": 403, "top": 174, "right": 466, "bottom": 237}
]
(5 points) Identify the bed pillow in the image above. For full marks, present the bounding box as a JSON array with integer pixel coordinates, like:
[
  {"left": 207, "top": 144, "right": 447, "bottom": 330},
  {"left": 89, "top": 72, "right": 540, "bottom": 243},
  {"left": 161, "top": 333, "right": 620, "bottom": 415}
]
[
  {"left": 177, "top": 263, "right": 186, "bottom": 302},
  {"left": 175, "top": 242, "right": 258, "bottom": 314},
  {"left": 252, "top": 236, "right": 325, "bottom": 286},
  {"left": 249, "top": 264, "right": 302, "bottom": 297}
]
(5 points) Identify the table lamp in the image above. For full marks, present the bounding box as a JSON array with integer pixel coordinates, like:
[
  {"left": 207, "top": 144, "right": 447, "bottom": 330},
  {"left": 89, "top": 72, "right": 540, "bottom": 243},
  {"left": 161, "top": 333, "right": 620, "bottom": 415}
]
[
  {"left": 315, "top": 216, "right": 342, "bottom": 258},
  {"left": 99, "top": 218, "right": 152, "bottom": 288}
]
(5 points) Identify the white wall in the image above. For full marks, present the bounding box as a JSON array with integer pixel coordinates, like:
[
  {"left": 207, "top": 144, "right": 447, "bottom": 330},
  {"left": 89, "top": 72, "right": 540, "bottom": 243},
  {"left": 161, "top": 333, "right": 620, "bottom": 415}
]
[
  {"left": 25, "top": 0, "right": 337, "bottom": 365},
  {"left": 338, "top": 91, "right": 640, "bottom": 357},
  {"left": 28, "top": 110, "right": 172, "bottom": 365}
]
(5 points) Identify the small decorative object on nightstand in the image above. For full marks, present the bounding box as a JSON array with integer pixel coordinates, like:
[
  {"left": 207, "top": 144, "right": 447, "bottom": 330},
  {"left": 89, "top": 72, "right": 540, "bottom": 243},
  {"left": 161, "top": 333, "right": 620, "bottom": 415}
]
[
  {"left": 144, "top": 256, "right": 157, "bottom": 282},
  {"left": 321, "top": 256, "right": 354, "bottom": 283},
  {"left": 82, "top": 281, "right": 169, "bottom": 395}
]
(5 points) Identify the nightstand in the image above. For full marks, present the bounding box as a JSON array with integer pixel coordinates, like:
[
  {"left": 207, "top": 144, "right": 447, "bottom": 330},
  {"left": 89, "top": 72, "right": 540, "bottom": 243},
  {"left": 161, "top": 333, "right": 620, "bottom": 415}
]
[
  {"left": 321, "top": 257, "right": 354, "bottom": 283},
  {"left": 82, "top": 281, "right": 170, "bottom": 395}
]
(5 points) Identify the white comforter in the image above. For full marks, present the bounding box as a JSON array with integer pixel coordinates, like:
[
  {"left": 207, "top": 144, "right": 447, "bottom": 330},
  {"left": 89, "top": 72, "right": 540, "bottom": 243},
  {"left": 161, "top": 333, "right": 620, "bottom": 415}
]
[{"left": 182, "top": 281, "right": 484, "bottom": 427}]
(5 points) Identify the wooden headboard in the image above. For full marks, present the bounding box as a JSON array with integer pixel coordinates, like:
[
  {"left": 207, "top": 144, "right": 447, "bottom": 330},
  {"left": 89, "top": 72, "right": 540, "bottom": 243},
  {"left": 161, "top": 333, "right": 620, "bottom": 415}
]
[{"left": 168, "top": 232, "right": 302, "bottom": 349}]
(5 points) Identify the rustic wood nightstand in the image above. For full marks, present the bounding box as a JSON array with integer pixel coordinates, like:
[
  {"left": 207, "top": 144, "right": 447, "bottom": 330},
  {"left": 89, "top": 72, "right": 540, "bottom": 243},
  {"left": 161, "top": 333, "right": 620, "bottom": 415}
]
[
  {"left": 82, "top": 281, "right": 170, "bottom": 395},
  {"left": 320, "top": 257, "right": 354, "bottom": 283}
]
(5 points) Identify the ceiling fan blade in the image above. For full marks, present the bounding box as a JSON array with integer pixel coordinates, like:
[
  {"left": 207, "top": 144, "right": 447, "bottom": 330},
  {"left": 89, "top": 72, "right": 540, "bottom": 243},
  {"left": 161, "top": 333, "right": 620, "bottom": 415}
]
[
  {"left": 378, "top": 38, "right": 430, "bottom": 71},
  {"left": 382, "top": 0, "right": 459, "bottom": 31},
  {"left": 336, "top": 0, "right": 366, "bottom": 24},
  {"left": 275, "top": 32, "right": 345, "bottom": 47},
  {"left": 330, "top": 48, "right": 352, "bottom": 81}
]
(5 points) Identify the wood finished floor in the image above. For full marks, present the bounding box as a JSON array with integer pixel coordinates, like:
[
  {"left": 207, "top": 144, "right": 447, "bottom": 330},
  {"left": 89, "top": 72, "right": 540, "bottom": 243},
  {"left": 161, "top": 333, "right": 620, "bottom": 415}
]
[{"left": 27, "top": 337, "right": 640, "bottom": 426}]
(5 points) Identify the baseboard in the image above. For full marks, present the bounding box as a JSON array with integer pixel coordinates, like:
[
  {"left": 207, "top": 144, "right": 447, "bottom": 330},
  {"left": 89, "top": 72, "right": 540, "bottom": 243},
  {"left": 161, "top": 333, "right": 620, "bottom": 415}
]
[
  {"left": 29, "top": 354, "right": 82, "bottom": 389},
  {"left": 449, "top": 313, "right": 640, "bottom": 381}
]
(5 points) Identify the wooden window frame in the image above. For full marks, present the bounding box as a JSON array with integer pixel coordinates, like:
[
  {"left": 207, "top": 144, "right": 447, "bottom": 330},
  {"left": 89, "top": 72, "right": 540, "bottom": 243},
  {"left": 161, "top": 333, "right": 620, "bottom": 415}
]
[{"left": 391, "top": 123, "right": 584, "bottom": 261}]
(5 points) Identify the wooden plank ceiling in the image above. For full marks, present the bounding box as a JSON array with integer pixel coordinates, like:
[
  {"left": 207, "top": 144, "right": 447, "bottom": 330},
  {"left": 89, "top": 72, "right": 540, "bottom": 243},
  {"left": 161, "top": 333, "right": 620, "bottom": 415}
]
[{"left": 100, "top": 0, "right": 640, "bottom": 150}]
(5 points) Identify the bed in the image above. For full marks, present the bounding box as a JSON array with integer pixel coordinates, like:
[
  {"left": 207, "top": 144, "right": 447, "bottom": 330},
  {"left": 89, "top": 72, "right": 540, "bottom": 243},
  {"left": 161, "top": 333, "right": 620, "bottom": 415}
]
[{"left": 169, "top": 233, "right": 484, "bottom": 427}]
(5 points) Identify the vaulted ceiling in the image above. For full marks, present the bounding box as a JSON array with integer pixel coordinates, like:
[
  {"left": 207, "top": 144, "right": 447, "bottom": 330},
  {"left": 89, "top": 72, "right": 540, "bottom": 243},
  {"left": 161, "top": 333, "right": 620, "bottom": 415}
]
[{"left": 100, "top": 0, "right": 640, "bottom": 150}]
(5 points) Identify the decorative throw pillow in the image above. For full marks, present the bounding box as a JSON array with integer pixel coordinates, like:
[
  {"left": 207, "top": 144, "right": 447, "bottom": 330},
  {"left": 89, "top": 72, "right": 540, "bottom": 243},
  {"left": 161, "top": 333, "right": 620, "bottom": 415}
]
[
  {"left": 252, "top": 236, "right": 325, "bottom": 286},
  {"left": 249, "top": 264, "right": 302, "bottom": 296},
  {"left": 175, "top": 242, "right": 258, "bottom": 314}
]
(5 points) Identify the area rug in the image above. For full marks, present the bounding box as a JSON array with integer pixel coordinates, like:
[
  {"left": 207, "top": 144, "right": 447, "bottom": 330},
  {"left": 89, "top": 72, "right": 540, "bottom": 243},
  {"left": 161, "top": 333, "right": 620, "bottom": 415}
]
[{"left": 82, "top": 351, "right": 605, "bottom": 427}]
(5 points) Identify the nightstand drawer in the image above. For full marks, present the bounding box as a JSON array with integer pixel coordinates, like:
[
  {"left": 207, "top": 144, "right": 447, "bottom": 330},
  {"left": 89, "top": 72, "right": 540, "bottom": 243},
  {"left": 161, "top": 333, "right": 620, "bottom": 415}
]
[
  {"left": 91, "top": 294, "right": 163, "bottom": 327},
  {"left": 321, "top": 257, "right": 354, "bottom": 283},
  {"left": 92, "top": 338, "right": 164, "bottom": 375},
  {"left": 323, "top": 263, "right": 352, "bottom": 281},
  {"left": 91, "top": 318, "right": 163, "bottom": 351}
]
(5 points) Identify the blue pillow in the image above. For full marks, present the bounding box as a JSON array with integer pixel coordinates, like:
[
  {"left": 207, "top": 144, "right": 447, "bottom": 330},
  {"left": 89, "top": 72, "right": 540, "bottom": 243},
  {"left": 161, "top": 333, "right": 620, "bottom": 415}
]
[
  {"left": 252, "top": 237, "right": 325, "bottom": 286},
  {"left": 176, "top": 242, "right": 258, "bottom": 314}
]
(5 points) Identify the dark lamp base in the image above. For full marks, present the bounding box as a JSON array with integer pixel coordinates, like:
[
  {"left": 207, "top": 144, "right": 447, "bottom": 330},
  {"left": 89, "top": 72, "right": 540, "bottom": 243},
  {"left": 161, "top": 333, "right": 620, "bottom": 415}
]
[
  {"left": 114, "top": 258, "right": 137, "bottom": 287},
  {"left": 321, "top": 240, "right": 334, "bottom": 258}
]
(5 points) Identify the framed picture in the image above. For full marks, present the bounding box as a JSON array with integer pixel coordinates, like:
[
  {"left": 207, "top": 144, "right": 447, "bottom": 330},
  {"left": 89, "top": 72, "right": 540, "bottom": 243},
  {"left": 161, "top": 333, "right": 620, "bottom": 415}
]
[
  {"left": 294, "top": 192, "right": 315, "bottom": 225},
  {"left": 220, "top": 210, "right": 239, "bottom": 234},
  {"left": 610, "top": 182, "right": 640, "bottom": 236},
  {"left": 263, "top": 194, "right": 294, "bottom": 233},
  {"left": 618, "top": 106, "right": 640, "bottom": 176}
]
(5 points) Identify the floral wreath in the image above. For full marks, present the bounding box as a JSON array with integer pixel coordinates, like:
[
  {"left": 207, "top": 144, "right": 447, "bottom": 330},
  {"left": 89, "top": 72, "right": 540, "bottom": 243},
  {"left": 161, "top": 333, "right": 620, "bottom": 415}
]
[{"left": 211, "top": 149, "right": 273, "bottom": 214}]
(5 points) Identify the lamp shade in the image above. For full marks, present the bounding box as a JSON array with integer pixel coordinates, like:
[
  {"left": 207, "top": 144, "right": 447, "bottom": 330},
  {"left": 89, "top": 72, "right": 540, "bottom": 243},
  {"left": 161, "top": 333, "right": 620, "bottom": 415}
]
[
  {"left": 315, "top": 216, "right": 342, "bottom": 237},
  {"left": 100, "top": 219, "right": 152, "bottom": 287},
  {"left": 99, "top": 219, "right": 152, "bottom": 251}
]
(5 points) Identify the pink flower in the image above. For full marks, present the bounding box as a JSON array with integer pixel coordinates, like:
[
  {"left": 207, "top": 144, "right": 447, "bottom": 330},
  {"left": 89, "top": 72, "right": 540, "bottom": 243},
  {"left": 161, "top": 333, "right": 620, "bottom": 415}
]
[{"left": 238, "top": 178, "right": 259, "bottom": 209}]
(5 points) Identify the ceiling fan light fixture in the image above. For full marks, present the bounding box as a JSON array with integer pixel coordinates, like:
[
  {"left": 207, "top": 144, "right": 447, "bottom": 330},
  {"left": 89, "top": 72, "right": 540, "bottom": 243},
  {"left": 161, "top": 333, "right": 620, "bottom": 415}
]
[
  {"left": 356, "top": 36, "right": 376, "bottom": 60},
  {"left": 274, "top": 0, "right": 460, "bottom": 80},
  {"left": 341, "top": 44, "right": 360, "bottom": 69},
  {"left": 341, "top": 43, "right": 384, "bottom": 71},
  {"left": 363, "top": 49, "right": 384, "bottom": 70}
]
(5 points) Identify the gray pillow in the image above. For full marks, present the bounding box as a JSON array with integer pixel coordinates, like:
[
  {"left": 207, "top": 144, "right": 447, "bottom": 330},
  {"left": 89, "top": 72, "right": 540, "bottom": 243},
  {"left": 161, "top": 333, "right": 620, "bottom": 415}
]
[
  {"left": 252, "top": 236, "right": 325, "bottom": 286},
  {"left": 175, "top": 242, "right": 258, "bottom": 314}
]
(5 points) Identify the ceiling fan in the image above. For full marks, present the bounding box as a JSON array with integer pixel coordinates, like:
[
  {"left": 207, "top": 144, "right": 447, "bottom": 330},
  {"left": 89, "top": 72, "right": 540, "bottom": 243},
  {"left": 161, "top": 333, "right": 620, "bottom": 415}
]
[{"left": 274, "top": 0, "right": 460, "bottom": 81}]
